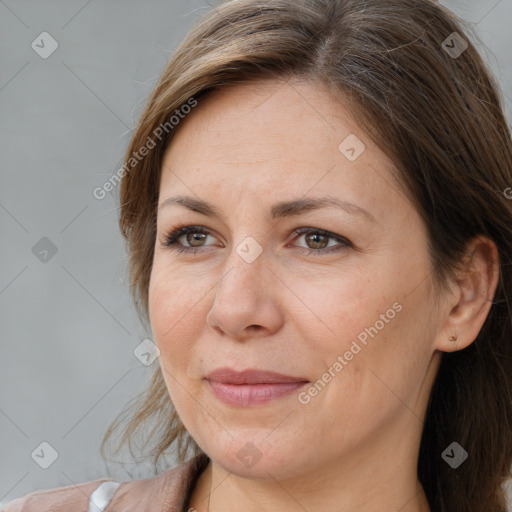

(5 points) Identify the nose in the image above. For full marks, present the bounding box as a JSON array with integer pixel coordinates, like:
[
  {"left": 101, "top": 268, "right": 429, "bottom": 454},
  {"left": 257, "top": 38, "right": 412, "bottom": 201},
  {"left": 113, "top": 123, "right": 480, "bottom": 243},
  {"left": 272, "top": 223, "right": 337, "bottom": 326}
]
[{"left": 206, "top": 246, "right": 284, "bottom": 341}]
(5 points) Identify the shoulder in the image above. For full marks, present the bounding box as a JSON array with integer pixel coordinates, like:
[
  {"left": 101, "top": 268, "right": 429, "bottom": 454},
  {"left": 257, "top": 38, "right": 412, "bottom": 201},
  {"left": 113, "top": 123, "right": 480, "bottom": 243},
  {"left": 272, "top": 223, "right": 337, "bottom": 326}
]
[
  {"left": 0, "top": 454, "right": 209, "bottom": 512},
  {"left": 0, "top": 476, "right": 117, "bottom": 512},
  {"left": 109, "top": 453, "right": 209, "bottom": 511}
]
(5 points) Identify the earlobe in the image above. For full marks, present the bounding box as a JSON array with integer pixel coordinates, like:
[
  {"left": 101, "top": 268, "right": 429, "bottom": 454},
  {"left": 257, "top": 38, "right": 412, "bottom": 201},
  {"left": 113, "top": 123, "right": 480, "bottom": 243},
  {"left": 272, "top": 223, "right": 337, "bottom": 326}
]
[{"left": 435, "top": 235, "right": 500, "bottom": 353}]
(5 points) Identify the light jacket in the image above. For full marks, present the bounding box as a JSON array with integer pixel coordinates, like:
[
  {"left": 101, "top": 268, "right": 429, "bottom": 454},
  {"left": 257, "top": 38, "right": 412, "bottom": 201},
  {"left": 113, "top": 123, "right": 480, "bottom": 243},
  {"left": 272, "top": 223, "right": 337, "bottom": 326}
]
[{"left": 1, "top": 454, "right": 209, "bottom": 512}]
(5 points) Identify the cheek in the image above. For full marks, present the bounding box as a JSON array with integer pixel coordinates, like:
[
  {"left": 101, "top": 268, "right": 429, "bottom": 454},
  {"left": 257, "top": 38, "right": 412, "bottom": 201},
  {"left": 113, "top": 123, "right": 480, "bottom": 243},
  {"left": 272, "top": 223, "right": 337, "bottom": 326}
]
[
  {"left": 148, "top": 263, "right": 209, "bottom": 372},
  {"left": 287, "top": 267, "right": 394, "bottom": 353},
  {"left": 292, "top": 256, "right": 433, "bottom": 393},
  {"left": 148, "top": 265, "right": 211, "bottom": 423}
]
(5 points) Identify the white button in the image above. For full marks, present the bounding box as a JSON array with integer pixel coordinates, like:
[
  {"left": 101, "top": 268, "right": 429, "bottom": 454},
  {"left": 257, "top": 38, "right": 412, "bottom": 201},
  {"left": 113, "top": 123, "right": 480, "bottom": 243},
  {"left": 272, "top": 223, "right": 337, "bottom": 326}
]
[{"left": 88, "top": 481, "right": 121, "bottom": 512}]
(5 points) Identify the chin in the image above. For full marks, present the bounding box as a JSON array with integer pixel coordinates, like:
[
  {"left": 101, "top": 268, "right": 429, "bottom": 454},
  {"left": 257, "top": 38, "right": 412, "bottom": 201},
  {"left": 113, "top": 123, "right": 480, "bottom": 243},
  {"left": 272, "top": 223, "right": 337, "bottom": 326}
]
[{"left": 203, "top": 436, "right": 313, "bottom": 481}]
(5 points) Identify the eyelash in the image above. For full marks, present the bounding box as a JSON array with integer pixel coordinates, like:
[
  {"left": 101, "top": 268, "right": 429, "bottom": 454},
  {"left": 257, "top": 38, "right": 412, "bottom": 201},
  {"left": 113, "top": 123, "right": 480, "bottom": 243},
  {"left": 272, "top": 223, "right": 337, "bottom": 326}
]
[{"left": 160, "top": 225, "right": 351, "bottom": 256}]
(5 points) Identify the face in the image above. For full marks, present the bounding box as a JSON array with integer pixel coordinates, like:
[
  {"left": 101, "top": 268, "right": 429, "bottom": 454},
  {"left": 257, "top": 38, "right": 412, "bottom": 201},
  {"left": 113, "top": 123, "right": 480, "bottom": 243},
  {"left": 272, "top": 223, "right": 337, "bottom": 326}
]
[{"left": 149, "top": 78, "right": 443, "bottom": 481}]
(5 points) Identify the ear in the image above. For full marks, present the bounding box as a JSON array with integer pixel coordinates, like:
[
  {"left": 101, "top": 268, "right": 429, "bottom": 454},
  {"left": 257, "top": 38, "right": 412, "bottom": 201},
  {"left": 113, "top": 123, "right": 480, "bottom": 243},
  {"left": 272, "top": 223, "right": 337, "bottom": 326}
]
[{"left": 435, "top": 235, "right": 500, "bottom": 353}]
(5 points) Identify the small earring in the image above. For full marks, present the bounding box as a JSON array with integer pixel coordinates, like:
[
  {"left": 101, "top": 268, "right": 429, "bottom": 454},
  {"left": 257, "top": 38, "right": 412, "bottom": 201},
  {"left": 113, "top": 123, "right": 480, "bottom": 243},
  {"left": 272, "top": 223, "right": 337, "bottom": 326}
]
[{"left": 449, "top": 335, "right": 458, "bottom": 342}]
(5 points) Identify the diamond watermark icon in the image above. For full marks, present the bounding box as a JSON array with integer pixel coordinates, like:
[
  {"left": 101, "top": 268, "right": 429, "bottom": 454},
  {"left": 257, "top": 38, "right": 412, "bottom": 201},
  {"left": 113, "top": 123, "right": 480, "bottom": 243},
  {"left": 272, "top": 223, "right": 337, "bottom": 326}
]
[
  {"left": 236, "top": 237, "right": 263, "bottom": 264},
  {"left": 442, "top": 441, "right": 468, "bottom": 469},
  {"left": 237, "top": 442, "right": 263, "bottom": 468},
  {"left": 32, "top": 237, "right": 58, "bottom": 263},
  {"left": 31, "top": 441, "right": 59, "bottom": 469},
  {"left": 31, "top": 32, "right": 59, "bottom": 59},
  {"left": 441, "top": 32, "right": 468, "bottom": 59},
  {"left": 134, "top": 338, "right": 160, "bottom": 366},
  {"left": 338, "top": 134, "right": 366, "bottom": 161}
]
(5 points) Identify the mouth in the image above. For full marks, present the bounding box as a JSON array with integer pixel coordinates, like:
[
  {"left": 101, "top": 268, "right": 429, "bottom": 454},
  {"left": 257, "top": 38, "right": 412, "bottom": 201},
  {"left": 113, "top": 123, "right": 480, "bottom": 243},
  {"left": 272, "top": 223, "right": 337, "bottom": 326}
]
[{"left": 205, "top": 367, "right": 309, "bottom": 407}]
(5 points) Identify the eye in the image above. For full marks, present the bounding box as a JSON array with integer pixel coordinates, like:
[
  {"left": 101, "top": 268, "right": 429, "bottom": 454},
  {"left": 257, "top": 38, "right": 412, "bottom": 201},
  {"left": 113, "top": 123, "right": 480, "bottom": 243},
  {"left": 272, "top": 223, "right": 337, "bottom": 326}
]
[
  {"left": 160, "top": 225, "right": 351, "bottom": 255},
  {"left": 290, "top": 227, "right": 351, "bottom": 255},
  {"left": 161, "top": 225, "right": 218, "bottom": 254}
]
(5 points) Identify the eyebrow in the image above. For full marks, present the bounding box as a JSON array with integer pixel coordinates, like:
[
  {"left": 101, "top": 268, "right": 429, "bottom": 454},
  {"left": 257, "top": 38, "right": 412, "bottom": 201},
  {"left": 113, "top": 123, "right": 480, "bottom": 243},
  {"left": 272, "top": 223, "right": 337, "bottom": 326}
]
[{"left": 158, "top": 195, "right": 377, "bottom": 223}]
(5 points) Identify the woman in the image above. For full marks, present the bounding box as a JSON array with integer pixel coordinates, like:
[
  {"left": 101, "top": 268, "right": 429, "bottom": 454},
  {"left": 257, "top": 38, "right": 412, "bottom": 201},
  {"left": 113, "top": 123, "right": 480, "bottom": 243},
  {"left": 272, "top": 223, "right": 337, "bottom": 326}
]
[{"left": 4, "top": 0, "right": 512, "bottom": 511}]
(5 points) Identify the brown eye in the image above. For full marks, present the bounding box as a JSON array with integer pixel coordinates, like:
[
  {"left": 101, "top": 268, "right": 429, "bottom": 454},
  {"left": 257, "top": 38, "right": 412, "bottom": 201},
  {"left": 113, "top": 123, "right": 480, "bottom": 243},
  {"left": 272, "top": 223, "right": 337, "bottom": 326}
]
[
  {"left": 292, "top": 227, "right": 351, "bottom": 255},
  {"left": 162, "top": 226, "right": 217, "bottom": 254},
  {"left": 185, "top": 232, "right": 208, "bottom": 247},
  {"left": 162, "top": 225, "right": 350, "bottom": 256},
  {"left": 304, "top": 232, "right": 329, "bottom": 250}
]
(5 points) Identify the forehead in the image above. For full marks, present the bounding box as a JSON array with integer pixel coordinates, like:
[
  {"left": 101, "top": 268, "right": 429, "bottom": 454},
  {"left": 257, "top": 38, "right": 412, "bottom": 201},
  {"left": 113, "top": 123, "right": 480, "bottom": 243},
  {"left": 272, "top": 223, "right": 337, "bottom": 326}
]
[
  {"left": 158, "top": 79, "right": 409, "bottom": 221},
  {"left": 164, "top": 79, "right": 362, "bottom": 164}
]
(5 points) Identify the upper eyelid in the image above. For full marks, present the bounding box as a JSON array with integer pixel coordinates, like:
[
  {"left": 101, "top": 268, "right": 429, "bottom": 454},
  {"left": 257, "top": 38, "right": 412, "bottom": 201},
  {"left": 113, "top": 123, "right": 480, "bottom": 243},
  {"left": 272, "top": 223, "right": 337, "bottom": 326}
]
[{"left": 162, "top": 225, "right": 350, "bottom": 248}]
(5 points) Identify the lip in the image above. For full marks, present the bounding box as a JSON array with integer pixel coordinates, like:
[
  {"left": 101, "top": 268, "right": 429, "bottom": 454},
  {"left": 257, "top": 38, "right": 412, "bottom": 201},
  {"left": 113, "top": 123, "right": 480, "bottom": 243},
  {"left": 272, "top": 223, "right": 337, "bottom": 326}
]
[
  {"left": 206, "top": 367, "right": 308, "bottom": 384},
  {"left": 205, "top": 367, "right": 309, "bottom": 407}
]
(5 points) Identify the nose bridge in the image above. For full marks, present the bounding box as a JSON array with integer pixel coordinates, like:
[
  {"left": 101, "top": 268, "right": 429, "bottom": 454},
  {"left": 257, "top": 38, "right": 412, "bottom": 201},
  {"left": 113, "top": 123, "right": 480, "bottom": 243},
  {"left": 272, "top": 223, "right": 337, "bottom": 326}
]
[
  {"left": 219, "top": 185, "right": 283, "bottom": 288},
  {"left": 218, "top": 233, "right": 267, "bottom": 296},
  {"left": 222, "top": 191, "right": 269, "bottom": 270},
  {"left": 206, "top": 232, "right": 284, "bottom": 338}
]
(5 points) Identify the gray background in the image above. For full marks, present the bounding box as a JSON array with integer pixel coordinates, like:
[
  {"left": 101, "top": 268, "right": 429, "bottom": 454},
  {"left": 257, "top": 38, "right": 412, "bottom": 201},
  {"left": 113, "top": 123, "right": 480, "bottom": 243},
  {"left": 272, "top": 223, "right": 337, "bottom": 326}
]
[{"left": 1, "top": 0, "right": 511, "bottom": 507}]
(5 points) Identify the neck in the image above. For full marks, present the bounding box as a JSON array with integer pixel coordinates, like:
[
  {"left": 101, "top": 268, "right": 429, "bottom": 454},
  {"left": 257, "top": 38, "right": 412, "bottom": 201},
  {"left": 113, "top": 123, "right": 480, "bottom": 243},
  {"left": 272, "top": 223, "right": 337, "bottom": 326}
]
[
  {"left": 189, "top": 426, "right": 431, "bottom": 512},
  {"left": 196, "top": 465, "right": 430, "bottom": 512}
]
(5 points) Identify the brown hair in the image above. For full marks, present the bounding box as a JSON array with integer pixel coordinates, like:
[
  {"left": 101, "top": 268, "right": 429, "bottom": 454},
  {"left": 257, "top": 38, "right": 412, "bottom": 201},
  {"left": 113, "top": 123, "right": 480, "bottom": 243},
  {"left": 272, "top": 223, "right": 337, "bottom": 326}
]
[{"left": 101, "top": 0, "right": 512, "bottom": 510}]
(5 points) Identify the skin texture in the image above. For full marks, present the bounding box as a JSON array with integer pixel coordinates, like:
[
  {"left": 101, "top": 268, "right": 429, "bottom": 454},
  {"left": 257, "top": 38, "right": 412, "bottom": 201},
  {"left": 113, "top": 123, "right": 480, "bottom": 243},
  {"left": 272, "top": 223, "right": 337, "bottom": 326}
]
[{"left": 148, "top": 78, "right": 499, "bottom": 512}]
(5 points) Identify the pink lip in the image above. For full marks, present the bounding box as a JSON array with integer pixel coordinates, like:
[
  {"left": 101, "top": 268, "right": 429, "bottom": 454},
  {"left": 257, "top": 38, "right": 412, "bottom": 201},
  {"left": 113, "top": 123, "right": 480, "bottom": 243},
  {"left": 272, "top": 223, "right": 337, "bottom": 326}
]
[{"left": 205, "top": 367, "right": 309, "bottom": 407}]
